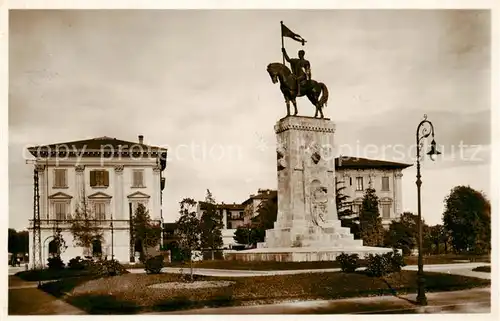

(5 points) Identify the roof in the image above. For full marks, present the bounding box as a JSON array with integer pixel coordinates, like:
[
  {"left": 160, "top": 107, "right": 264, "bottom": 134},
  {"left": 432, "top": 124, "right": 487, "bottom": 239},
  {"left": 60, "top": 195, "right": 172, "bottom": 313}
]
[
  {"left": 335, "top": 156, "right": 412, "bottom": 170},
  {"left": 27, "top": 136, "right": 167, "bottom": 158},
  {"left": 198, "top": 201, "right": 246, "bottom": 211},
  {"left": 242, "top": 189, "right": 277, "bottom": 205}
]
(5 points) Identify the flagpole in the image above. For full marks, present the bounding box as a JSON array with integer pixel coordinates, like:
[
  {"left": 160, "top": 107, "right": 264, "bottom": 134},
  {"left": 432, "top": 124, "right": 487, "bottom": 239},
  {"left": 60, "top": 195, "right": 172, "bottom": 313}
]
[{"left": 280, "top": 21, "right": 285, "bottom": 65}]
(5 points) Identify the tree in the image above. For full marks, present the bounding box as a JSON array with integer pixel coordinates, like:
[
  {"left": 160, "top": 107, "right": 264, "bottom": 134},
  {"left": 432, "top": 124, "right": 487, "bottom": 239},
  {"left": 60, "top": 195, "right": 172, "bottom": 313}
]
[
  {"left": 132, "top": 203, "right": 162, "bottom": 261},
  {"left": 359, "top": 187, "right": 385, "bottom": 246},
  {"left": 335, "top": 179, "right": 360, "bottom": 239},
  {"left": 443, "top": 186, "right": 491, "bottom": 254},
  {"left": 199, "top": 190, "right": 223, "bottom": 259},
  {"left": 52, "top": 226, "right": 68, "bottom": 257},
  {"left": 252, "top": 195, "right": 278, "bottom": 231},
  {"left": 232, "top": 195, "right": 277, "bottom": 248},
  {"left": 175, "top": 198, "right": 201, "bottom": 281},
  {"left": 69, "top": 199, "right": 103, "bottom": 257},
  {"left": 425, "top": 224, "right": 450, "bottom": 255},
  {"left": 8, "top": 229, "right": 28, "bottom": 265},
  {"left": 233, "top": 224, "right": 265, "bottom": 247},
  {"left": 385, "top": 212, "right": 421, "bottom": 255}
]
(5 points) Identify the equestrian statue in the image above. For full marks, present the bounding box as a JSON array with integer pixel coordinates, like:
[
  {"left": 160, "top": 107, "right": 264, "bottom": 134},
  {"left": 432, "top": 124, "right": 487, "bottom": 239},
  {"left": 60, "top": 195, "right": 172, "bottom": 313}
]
[{"left": 267, "top": 22, "right": 329, "bottom": 119}]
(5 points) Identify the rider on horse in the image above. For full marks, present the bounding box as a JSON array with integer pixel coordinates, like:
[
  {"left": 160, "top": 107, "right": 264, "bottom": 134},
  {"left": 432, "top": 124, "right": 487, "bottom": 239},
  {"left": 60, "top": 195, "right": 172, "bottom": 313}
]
[{"left": 282, "top": 48, "right": 311, "bottom": 95}]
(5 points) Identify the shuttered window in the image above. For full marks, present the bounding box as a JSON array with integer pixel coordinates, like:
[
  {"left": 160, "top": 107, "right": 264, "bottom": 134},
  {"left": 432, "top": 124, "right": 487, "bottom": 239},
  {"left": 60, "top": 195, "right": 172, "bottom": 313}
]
[
  {"left": 382, "top": 177, "right": 390, "bottom": 191},
  {"left": 382, "top": 204, "right": 391, "bottom": 219},
  {"left": 55, "top": 202, "right": 67, "bottom": 220},
  {"left": 54, "top": 169, "right": 67, "bottom": 188},
  {"left": 94, "top": 202, "right": 106, "bottom": 220},
  {"left": 90, "top": 170, "right": 109, "bottom": 187},
  {"left": 132, "top": 170, "right": 144, "bottom": 187},
  {"left": 356, "top": 177, "right": 363, "bottom": 191}
]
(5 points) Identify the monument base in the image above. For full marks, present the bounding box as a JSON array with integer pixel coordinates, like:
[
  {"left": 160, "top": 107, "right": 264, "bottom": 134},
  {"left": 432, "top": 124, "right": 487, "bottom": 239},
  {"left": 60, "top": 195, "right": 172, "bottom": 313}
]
[{"left": 225, "top": 246, "right": 395, "bottom": 262}]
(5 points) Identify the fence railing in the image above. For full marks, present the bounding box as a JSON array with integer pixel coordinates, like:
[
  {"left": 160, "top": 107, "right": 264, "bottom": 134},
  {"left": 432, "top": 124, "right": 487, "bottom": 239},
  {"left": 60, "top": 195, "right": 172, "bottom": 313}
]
[{"left": 28, "top": 219, "right": 161, "bottom": 229}]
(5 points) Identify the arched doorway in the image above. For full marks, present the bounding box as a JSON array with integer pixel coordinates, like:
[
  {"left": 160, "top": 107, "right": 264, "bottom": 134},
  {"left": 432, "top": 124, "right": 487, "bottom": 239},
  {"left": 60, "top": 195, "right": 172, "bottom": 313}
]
[
  {"left": 92, "top": 239, "right": 102, "bottom": 258},
  {"left": 48, "top": 239, "right": 59, "bottom": 258}
]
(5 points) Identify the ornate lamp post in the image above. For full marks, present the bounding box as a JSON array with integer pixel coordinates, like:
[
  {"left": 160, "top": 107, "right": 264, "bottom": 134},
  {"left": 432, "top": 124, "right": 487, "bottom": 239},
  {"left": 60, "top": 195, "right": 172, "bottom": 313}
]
[{"left": 415, "top": 114, "right": 441, "bottom": 305}]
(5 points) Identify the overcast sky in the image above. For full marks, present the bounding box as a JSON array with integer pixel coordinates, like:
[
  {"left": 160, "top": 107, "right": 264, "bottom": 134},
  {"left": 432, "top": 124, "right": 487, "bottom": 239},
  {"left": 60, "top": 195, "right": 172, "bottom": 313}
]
[{"left": 9, "top": 10, "right": 490, "bottom": 230}]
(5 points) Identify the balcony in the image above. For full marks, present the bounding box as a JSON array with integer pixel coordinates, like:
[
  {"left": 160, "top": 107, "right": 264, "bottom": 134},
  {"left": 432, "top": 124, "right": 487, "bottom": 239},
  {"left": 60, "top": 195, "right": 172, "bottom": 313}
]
[{"left": 28, "top": 219, "right": 148, "bottom": 231}]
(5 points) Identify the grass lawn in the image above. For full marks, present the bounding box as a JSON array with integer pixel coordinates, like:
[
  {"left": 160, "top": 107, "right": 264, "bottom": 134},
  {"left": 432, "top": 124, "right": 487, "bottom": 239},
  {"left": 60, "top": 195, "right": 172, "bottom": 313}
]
[
  {"left": 472, "top": 266, "right": 491, "bottom": 273},
  {"left": 41, "top": 270, "right": 490, "bottom": 314}
]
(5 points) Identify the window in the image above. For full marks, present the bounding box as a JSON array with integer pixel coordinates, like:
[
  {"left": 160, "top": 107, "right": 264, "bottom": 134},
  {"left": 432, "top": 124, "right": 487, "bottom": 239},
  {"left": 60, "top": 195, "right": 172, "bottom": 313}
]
[
  {"left": 353, "top": 204, "right": 360, "bottom": 214},
  {"left": 227, "top": 222, "right": 232, "bottom": 229},
  {"left": 90, "top": 170, "right": 109, "bottom": 187},
  {"left": 382, "top": 176, "right": 390, "bottom": 191},
  {"left": 53, "top": 169, "right": 67, "bottom": 188},
  {"left": 92, "top": 239, "right": 102, "bottom": 258},
  {"left": 94, "top": 202, "right": 106, "bottom": 220},
  {"left": 356, "top": 177, "right": 364, "bottom": 191},
  {"left": 132, "top": 170, "right": 145, "bottom": 187},
  {"left": 349, "top": 177, "right": 352, "bottom": 186},
  {"left": 55, "top": 202, "right": 67, "bottom": 220},
  {"left": 382, "top": 204, "right": 391, "bottom": 219}
]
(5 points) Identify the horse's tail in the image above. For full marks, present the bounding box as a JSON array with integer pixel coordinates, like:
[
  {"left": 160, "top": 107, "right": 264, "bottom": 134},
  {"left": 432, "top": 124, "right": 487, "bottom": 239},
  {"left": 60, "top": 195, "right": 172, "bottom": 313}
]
[{"left": 319, "top": 82, "right": 329, "bottom": 108}]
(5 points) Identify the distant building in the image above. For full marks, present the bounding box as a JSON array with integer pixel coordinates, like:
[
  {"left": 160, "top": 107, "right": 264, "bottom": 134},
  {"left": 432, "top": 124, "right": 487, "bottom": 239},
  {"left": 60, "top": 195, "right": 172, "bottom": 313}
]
[
  {"left": 27, "top": 136, "right": 167, "bottom": 267},
  {"left": 196, "top": 201, "right": 247, "bottom": 249},
  {"left": 335, "top": 156, "right": 412, "bottom": 227}
]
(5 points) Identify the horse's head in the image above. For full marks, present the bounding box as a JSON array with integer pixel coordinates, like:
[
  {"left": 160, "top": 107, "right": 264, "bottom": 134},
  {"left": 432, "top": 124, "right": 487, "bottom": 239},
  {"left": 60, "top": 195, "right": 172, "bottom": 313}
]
[{"left": 267, "top": 63, "right": 286, "bottom": 84}]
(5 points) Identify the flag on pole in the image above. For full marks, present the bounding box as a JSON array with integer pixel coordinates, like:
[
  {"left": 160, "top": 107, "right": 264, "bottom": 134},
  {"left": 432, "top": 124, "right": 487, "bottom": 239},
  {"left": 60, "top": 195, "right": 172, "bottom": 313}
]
[{"left": 281, "top": 22, "right": 306, "bottom": 46}]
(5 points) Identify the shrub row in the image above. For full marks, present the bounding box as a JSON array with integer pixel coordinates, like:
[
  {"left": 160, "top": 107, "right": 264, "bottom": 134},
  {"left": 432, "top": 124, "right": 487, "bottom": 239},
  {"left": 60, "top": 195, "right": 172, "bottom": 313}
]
[
  {"left": 335, "top": 251, "right": 406, "bottom": 277},
  {"left": 48, "top": 255, "right": 127, "bottom": 277}
]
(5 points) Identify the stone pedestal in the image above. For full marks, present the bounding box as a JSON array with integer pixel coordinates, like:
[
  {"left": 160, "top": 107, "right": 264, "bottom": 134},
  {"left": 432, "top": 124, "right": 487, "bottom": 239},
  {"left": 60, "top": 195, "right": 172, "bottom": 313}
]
[{"left": 228, "top": 116, "right": 393, "bottom": 262}]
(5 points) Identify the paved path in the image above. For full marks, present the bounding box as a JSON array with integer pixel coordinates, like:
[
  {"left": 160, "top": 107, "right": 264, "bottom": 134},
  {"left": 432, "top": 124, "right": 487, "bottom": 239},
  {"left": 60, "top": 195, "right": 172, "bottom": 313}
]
[
  {"left": 148, "top": 287, "right": 491, "bottom": 314},
  {"left": 128, "top": 262, "right": 491, "bottom": 278},
  {"left": 8, "top": 276, "right": 86, "bottom": 315},
  {"left": 8, "top": 266, "right": 27, "bottom": 276}
]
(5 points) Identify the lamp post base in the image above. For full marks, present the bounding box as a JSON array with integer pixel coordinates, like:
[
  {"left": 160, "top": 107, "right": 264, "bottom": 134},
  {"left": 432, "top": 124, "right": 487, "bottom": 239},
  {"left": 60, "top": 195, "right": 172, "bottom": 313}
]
[{"left": 417, "top": 274, "right": 428, "bottom": 306}]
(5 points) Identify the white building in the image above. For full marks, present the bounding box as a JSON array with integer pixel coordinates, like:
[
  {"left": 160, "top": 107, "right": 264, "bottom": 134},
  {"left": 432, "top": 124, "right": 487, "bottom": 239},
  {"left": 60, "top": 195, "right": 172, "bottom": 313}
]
[
  {"left": 27, "top": 136, "right": 167, "bottom": 267},
  {"left": 196, "top": 189, "right": 277, "bottom": 249},
  {"left": 334, "top": 156, "right": 412, "bottom": 227},
  {"left": 196, "top": 202, "right": 246, "bottom": 249}
]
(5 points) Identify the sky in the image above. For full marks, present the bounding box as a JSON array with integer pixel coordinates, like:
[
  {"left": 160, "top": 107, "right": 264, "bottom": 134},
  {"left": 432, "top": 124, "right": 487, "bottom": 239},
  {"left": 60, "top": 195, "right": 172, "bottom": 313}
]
[{"left": 9, "top": 9, "right": 491, "bottom": 230}]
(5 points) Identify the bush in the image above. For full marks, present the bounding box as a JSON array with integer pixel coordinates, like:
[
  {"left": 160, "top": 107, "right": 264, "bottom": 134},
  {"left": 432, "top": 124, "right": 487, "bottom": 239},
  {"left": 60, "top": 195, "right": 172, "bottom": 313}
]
[
  {"left": 72, "top": 258, "right": 127, "bottom": 277},
  {"left": 68, "top": 256, "right": 86, "bottom": 270},
  {"left": 336, "top": 253, "right": 360, "bottom": 273},
  {"left": 365, "top": 251, "right": 405, "bottom": 277},
  {"left": 47, "top": 256, "right": 65, "bottom": 270},
  {"left": 101, "top": 259, "right": 128, "bottom": 276},
  {"left": 388, "top": 251, "right": 406, "bottom": 273},
  {"left": 145, "top": 255, "right": 165, "bottom": 274}
]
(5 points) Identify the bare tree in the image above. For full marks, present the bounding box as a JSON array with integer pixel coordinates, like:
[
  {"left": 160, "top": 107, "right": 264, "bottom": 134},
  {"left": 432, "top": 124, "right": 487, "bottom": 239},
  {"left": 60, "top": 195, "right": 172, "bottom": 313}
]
[{"left": 69, "top": 197, "right": 103, "bottom": 257}]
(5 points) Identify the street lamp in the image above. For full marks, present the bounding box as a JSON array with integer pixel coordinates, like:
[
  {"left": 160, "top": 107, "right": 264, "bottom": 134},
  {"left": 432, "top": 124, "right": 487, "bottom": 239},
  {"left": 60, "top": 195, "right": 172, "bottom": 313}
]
[{"left": 415, "top": 114, "right": 441, "bottom": 306}]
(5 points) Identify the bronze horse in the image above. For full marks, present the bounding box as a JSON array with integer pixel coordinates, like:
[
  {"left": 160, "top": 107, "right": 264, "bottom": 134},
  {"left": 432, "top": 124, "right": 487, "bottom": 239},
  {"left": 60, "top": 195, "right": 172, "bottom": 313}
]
[{"left": 267, "top": 62, "right": 329, "bottom": 118}]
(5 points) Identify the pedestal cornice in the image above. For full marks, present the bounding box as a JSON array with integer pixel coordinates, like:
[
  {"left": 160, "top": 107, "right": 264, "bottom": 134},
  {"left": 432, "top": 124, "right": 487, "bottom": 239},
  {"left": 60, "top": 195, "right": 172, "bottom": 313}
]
[{"left": 274, "top": 116, "right": 336, "bottom": 134}]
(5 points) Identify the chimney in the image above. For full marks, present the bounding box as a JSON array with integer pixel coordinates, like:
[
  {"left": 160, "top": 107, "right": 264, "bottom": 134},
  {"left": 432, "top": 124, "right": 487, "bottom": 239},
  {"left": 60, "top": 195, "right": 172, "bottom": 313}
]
[{"left": 138, "top": 135, "right": 144, "bottom": 144}]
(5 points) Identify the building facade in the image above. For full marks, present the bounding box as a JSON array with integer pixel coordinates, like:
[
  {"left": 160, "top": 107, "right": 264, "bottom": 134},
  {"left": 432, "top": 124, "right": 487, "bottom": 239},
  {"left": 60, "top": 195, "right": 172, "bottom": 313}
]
[
  {"left": 27, "top": 136, "right": 167, "bottom": 267},
  {"left": 196, "top": 189, "right": 278, "bottom": 249},
  {"left": 334, "top": 156, "right": 411, "bottom": 227},
  {"left": 196, "top": 202, "right": 247, "bottom": 249}
]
